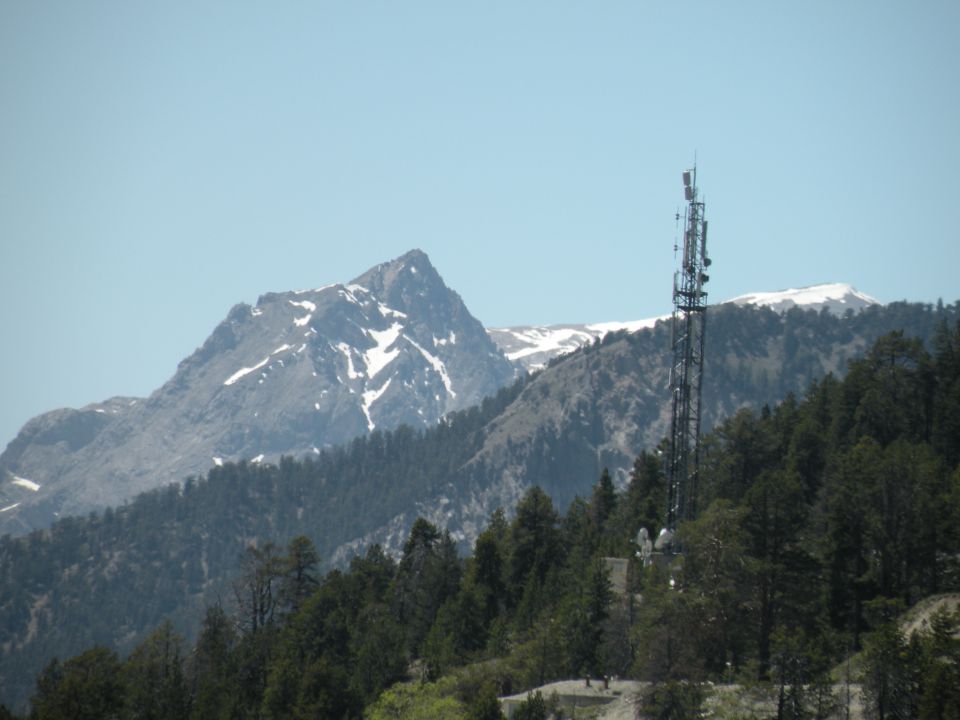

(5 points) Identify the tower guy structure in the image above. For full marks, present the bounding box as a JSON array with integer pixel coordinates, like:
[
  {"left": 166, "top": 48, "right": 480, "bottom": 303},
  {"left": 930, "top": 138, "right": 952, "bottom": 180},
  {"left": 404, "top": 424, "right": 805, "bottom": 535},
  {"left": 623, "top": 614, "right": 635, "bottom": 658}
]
[{"left": 665, "top": 167, "right": 710, "bottom": 535}]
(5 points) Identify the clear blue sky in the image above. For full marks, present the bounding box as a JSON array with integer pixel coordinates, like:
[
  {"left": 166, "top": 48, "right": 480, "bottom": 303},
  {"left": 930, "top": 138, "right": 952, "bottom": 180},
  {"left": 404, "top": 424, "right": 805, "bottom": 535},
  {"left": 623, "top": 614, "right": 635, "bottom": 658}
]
[{"left": 2, "top": 1, "right": 958, "bottom": 450}]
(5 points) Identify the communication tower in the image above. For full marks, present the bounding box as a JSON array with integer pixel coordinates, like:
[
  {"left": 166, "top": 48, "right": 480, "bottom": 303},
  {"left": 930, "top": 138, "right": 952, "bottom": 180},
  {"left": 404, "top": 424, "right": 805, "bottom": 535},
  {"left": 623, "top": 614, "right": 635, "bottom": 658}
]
[{"left": 665, "top": 167, "right": 710, "bottom": 535}]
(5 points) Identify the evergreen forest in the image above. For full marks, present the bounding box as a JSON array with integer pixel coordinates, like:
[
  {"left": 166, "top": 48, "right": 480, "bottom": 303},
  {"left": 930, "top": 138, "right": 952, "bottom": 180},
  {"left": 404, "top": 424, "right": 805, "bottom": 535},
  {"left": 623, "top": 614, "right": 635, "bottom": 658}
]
[{"left": 2, "top": 321, "right": 960, "bottom": 718}]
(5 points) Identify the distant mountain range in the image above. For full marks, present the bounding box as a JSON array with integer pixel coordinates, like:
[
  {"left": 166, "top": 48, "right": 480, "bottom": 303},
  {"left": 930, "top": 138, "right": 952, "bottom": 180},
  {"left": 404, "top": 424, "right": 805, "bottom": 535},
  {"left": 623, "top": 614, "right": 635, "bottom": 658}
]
[
  {"left": 488, "top": 282, "right": 878, "bottom": 372},
  {"left": 0, "top": 247, "right": 880, "bottom": 538}
]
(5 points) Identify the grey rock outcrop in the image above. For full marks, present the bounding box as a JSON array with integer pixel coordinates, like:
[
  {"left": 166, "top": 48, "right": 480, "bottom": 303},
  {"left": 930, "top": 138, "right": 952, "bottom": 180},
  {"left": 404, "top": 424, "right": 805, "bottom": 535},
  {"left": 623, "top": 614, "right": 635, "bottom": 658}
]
[{"left": 0, "top": 250, "right": 515, "bottom": 535}]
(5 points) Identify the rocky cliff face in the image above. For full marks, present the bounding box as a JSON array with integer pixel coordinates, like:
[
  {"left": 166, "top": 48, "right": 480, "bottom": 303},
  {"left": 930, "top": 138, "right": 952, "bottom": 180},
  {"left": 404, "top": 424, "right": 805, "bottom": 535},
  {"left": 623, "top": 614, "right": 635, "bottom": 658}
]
[{"left": 0, "top": 250, "right": 516, "bottom": 535}]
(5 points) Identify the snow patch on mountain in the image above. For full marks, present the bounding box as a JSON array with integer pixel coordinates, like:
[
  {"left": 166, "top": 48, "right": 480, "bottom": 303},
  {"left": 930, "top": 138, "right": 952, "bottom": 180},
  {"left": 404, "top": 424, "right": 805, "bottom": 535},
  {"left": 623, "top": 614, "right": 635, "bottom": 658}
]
[
  {"left": 405, "top": 337, "right": 456, "bottom": 398},
  {"left": 501, "top": 327, "right": 595, "bottom": 363},
  {"left": 224, "top": 356, "right": 271, "bottom": 386},
  {"left": 488, "top": 320, "right": 662, "bottom": 372},
  {"left": 378, "top": 303, "right": 407, "bottom": 319},
  {"left": 336, "top": 343, "right": 362, "bottom": 379},
  {"left": 11, "top": 475, "right": 40, "bottom": 492},
  {"left": 586, "top": 317, "right": 665, "bottom": 335},
  {"left": 724, "top": 283, "right": 879, "bottom": 314},
  {"left": 361, "top": 377, "right": 393, "bottom": 430},
  {"left": 364, "top": 324, "right": 403, "bottom": 378},
  {"left": 289, "top": 299, "right": 317, "bottom": 313},
  {"left": 340, "top": 284, "right": 371, "bottom": 307}
]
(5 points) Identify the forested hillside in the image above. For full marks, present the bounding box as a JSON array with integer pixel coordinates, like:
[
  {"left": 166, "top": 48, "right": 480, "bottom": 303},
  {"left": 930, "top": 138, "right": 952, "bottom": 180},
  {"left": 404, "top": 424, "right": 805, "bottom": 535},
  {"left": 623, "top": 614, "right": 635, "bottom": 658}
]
[
  {"left": 1, "top": 302, "right": 958, "bottom": 713},
  {"left": 0, "top": 380, "right": 530, "bottom": 710},
  {"left": 355, "top": 299, "right": 960, "bottom": 557},
  {"left": 7, "top": 322, "right": 960, "bottom": 719}
]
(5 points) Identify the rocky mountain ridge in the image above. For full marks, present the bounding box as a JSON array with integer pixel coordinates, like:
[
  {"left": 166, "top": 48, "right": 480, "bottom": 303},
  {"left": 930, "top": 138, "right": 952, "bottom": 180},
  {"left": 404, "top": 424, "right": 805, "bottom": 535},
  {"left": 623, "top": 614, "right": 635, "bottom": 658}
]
[{"left": 0, "top": 250, "right": 515, "bottom": 536}]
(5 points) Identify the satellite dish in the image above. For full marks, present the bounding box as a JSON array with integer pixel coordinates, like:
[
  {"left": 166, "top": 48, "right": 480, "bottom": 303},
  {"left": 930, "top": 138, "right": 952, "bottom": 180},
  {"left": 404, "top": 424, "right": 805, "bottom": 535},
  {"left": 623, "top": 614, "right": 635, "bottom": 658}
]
[{"left": 654, "top": 527, "right": 673, "bottom": 551}]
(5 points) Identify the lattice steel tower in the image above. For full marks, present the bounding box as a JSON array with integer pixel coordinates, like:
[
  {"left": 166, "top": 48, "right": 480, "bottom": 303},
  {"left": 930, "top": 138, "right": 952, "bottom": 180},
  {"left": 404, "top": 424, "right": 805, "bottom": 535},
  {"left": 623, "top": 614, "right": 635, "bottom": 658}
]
[{"left": 666, "top": 167, "right": 710, "bottom": 533}]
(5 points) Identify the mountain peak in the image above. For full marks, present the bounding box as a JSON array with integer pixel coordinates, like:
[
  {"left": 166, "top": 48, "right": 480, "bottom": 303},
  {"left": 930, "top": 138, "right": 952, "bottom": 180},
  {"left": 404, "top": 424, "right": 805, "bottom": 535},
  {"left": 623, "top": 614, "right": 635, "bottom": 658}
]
[
  {"left": 351, "top": 249, "right": 437, "bottom": 292},
  {"left": 397, "top": 247, "right": 429, "bottom": 264}
]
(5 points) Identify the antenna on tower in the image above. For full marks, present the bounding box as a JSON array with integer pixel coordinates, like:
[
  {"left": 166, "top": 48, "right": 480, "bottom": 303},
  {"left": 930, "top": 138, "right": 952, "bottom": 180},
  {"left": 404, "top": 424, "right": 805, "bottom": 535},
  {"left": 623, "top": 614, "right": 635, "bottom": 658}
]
[{"left": 661, "top": 165, "right": 710, "bottom": 549}]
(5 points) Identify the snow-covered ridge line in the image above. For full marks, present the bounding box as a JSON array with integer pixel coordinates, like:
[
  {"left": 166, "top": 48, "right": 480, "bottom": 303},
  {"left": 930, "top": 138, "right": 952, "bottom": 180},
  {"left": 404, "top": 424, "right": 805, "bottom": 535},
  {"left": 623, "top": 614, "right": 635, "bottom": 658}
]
[
  {"left": 502, "top": 327, "right": 594, "bottom": 362},
  {"left": 489, "top": 283, "right": 878, "bottom": 372},
  {"left": 488, "top": 317, "right": 667, "bottom": 369},
  {"left": 724, "top": 283, "right": 879, "bottom": 310},
  {"left": 585, "top": 316, "right": 666, "bottom": 335}
]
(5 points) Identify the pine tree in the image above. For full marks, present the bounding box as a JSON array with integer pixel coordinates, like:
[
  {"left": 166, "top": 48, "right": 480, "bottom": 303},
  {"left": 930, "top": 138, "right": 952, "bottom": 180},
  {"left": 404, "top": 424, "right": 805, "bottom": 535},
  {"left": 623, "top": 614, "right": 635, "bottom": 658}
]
[
  {"left": 590, "top": 468, "right": 617, "bottom": 531},
  {"left": 618, "top": 449, "right": 666, "bottom": 542},
  {"left": 188, "top": 604, "right": 235, "bottom": 720},
  {"left": 349, "top": 602, "right": 406, "bottom": 702},
  {"left": 511, "top": 691, "right": 547, "bottom": 720},
  {"left": 471, "top": 513, "right": 508, "bottom": 625},
  {"left": 32, "top": 647, "right": 124, "bottom": 720},
  {"left": 277, "top": 535, "right": 319, "bottom": 617},
  {"left": 122, "top": 621, "right": 189, "bottom": 720},
  {"left": 232, "top": 543, "right": 283, "bottom": 634},
  {"left": 560, "top": 557, "right": 612, "bottom": 678},
  {"left": 861, "top": 599, "right": 911, "bottom": 720},
  {"left": 507, "top": 487, "right": 560, "bottom": 613},
  {"left": 638, "top": 681, "right": 706, "bottom": 720},
  {"left": 743, "top": 468, "right": 815, "bottom": 677}
]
